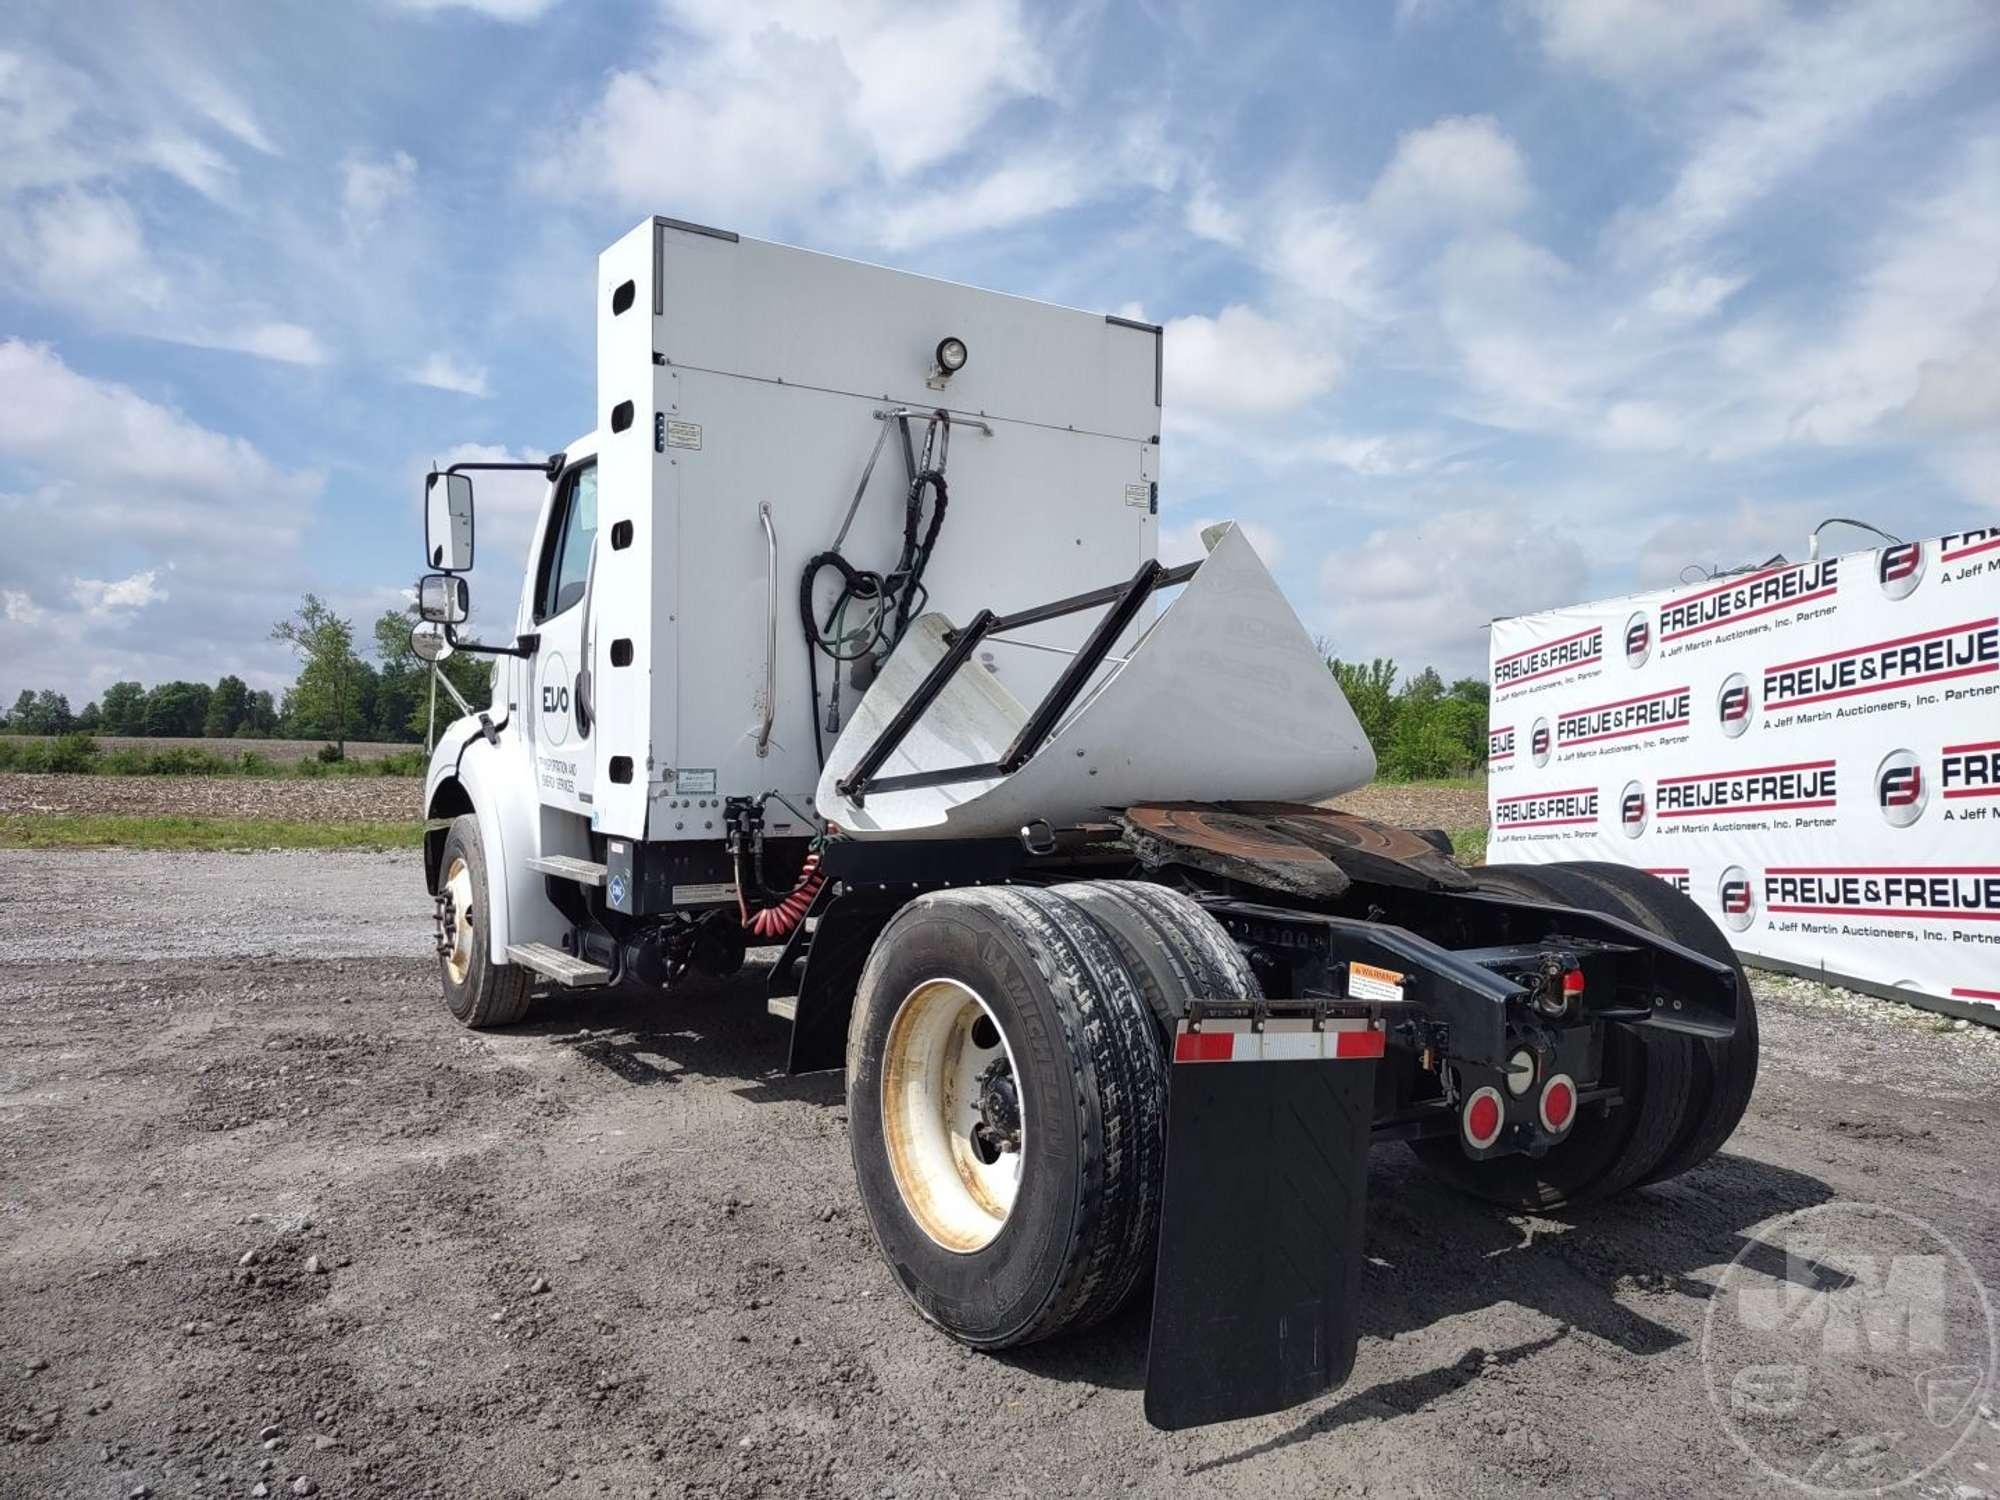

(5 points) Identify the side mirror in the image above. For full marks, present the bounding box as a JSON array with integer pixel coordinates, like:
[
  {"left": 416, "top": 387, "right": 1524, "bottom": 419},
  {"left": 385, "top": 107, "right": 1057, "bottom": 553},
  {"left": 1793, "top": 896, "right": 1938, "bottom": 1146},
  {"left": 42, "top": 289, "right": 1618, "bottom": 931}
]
[
  {"left": 410, "top": 621, "right": 455, "bottom": 663},
  {"left": 418, "top": 573, "right": 470, "bottom": 624},
  {"left": 425, "top": 471, "right": 475, "bottom": 571}
]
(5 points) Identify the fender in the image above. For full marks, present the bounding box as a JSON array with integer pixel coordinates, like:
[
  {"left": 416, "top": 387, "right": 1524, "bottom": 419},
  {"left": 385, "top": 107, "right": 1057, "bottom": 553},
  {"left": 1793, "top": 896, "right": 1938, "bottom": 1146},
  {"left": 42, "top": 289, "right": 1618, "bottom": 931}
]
[{"left": 423, "top": 713, "right": 565, "bottom": 963}]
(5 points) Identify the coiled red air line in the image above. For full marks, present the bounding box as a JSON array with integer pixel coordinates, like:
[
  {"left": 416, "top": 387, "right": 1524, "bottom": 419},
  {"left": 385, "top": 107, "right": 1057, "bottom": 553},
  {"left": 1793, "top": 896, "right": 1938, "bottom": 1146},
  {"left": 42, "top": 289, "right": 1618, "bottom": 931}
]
[{"left": 741, "top": 852, "right": 824, "bottom": 939}]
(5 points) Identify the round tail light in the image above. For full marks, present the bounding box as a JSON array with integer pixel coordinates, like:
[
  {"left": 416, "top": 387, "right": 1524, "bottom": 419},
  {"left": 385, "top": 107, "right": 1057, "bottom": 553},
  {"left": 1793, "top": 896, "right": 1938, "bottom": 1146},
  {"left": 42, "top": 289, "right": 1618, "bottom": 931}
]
[
  {"left": 1539, "top": 1073, "right": 1577, "bottom": 1135},
  {"left": 1462, "top": 1085, "right": 1506, "bottom": 1151}
]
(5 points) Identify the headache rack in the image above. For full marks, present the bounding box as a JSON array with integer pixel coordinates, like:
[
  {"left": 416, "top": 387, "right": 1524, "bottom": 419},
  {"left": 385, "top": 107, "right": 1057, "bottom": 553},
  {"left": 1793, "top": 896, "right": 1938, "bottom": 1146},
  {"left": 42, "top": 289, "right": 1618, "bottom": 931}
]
[{"left": 835, "top": 556, "right": 1200, "bottom": 805}]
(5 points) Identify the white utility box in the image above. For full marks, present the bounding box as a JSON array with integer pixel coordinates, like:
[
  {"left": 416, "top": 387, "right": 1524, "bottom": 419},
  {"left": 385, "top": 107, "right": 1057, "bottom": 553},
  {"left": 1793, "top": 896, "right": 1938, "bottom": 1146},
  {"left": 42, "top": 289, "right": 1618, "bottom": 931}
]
[{"left": 578, "top": 217, "right": 1165, "bottom": 843}]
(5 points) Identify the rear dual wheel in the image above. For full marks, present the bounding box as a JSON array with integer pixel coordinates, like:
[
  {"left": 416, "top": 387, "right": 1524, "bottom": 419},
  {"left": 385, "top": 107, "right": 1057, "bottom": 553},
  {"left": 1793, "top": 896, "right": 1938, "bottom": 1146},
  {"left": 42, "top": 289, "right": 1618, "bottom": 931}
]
[
  {"left": 1410, "top": 861, "right": 1757, "bottom": 1208},
  {"left": 845, "top": 882, "right": 1254, "bottom": 1349}
]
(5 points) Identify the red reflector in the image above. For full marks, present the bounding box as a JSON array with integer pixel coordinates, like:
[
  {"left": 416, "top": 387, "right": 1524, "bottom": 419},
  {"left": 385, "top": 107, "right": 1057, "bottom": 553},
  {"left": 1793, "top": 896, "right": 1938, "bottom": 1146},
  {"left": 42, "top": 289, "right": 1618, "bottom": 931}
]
[
  {"left": 1546, "top": 1081, "right": 1574, "bottom": 1128},
  {"left": 1562, "top": 968, "right": 1585, "bottom": 995},
  {"left": 1173, "top": 1030, "right": 1234, "bottom": 1064},
  {"left": 1466, "top": 1092, "right": 1501, "bottom": 1143},
  {"left": 1333, "top": 1028, "right": 1385, "bottom": 1060}
]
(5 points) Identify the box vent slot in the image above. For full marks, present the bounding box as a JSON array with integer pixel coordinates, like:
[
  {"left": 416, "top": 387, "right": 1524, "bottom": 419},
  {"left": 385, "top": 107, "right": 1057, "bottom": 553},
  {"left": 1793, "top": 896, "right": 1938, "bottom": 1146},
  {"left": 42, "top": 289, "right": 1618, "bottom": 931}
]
[
  {"left": 611, "top": 638, "right": 633, "bottom": 667},
  {"left": 610, "top": 400, "right": 634, "bottom": 433},
  {"left": 611, "top": 279, "right": 635, "bottom": 316},
  {"left": 608, "top": 756, "right": 634, "bottom": 784},
  {"left": 611, "top": 519, "right": 633, "bottom": 550}
]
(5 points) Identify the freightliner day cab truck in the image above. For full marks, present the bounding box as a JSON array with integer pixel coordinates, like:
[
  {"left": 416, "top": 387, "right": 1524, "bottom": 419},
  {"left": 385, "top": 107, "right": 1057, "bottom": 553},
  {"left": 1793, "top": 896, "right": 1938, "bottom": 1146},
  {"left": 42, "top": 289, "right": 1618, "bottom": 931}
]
[{"left": 411, "top": 216, "right": 1757, "bottom": 1430}]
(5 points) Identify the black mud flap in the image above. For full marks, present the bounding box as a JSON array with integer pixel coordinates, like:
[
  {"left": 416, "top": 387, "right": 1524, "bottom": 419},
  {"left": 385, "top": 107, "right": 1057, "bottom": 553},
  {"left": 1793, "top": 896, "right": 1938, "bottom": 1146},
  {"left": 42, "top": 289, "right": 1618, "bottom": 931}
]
[{"left": 1143, "top": 1007, "right": 1380, "bottom": 1431}]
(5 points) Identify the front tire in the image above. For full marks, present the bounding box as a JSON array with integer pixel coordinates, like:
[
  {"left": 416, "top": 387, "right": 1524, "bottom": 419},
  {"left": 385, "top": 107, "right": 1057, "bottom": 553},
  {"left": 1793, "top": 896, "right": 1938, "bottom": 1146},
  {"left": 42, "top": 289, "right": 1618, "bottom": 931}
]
[
  {"left": 845, "top": 887, "right": 1166, "bottom": 1348},
  {"left": 436, "top": 814, "right": 533, "bottom": 1029}
]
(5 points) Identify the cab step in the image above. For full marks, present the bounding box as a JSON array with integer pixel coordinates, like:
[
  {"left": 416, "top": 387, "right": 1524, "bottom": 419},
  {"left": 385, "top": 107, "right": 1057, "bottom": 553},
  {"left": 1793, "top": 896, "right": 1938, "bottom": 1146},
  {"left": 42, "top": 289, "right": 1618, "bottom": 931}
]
[
  {"left": 527, "top": 855, "right": 607, "bottom": 886},
  {"left": 505, "top": 942, "right": 611, "bottom": 987},
  {"left": 767, "top": 995, "right": 799, "bottom": 1022}
]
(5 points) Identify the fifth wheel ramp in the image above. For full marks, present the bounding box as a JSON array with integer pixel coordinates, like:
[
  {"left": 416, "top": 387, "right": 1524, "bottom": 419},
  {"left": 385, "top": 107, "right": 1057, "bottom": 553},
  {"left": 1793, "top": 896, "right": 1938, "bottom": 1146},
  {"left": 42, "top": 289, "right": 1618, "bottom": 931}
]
[{"left": 817, "top": 524, "right": 1376, "bottom": 840}]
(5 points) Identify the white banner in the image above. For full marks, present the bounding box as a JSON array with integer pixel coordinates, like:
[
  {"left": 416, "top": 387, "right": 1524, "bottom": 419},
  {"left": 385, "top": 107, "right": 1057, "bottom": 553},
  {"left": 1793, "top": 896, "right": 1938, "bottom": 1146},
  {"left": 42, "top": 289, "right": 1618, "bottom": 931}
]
[{"left": 1487, "top": 525, "right": 2000, "bottom": 1020}]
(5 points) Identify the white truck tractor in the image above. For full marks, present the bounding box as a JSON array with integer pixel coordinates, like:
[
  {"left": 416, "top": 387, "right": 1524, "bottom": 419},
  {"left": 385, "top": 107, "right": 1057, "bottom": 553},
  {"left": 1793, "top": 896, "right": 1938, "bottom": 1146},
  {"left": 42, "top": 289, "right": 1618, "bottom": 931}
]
[{"left": 412, "top": 216, "right": 1758, "bottom": 1430}]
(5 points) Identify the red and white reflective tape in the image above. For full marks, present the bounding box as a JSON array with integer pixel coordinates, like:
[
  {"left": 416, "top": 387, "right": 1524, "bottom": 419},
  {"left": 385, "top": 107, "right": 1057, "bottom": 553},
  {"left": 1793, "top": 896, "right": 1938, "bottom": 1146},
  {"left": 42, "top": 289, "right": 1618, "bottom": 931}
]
[{"left": 1172, "top": 1016, "right": 1385, "bottom": 1064}]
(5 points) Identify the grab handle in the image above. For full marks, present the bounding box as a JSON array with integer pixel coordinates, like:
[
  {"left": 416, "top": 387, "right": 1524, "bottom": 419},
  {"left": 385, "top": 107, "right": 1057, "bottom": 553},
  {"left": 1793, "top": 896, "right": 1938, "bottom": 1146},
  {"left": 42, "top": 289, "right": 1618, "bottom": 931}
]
[{"left": 756, "top": 501, "right": 776, "bottom": 758}]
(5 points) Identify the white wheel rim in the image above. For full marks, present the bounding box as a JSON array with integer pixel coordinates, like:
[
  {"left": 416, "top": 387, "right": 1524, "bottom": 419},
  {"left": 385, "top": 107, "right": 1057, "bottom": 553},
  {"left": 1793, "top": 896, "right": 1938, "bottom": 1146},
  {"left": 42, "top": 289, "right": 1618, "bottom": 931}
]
[
  {"left": 880, "top": 978, "right": 1025, "bottom": 1253},
  {"left": 443, "top": 855, "right": 475, "bottom": 986}
]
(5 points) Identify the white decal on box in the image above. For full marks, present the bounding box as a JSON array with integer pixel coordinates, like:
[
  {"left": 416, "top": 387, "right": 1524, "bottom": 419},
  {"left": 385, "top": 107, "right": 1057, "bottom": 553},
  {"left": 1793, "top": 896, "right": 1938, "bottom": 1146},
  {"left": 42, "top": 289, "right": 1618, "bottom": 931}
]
[
  {"left": 665, "top": 420, "right": 703, "bottom": 450},
  {"left": 674, "top": 767, "right": 717, "bottom": 794}
]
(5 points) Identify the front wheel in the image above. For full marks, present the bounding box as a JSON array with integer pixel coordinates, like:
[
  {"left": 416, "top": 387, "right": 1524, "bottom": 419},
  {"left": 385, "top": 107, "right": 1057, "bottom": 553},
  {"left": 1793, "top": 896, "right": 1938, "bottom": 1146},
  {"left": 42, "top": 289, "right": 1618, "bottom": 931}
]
[
  {"left": 436, "top": 814, "right": 533, "bottom": 1029},
  {"left": 845, "top": 886, "right": 1165, "bottom": 1348}
]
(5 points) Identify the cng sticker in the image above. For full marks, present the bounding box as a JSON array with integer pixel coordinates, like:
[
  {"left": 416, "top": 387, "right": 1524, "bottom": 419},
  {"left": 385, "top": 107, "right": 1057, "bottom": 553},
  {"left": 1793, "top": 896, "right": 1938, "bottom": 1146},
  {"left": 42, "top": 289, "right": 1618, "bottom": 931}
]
[{"left": 539, "top": 652, "right": 571, "bottom": 746}]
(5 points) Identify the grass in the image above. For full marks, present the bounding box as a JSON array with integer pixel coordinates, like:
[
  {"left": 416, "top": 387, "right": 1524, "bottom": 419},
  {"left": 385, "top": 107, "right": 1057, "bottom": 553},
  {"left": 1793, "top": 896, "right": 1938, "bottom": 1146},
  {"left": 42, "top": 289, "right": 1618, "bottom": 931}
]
[
  {"left": 1383, "top": 773, "right": 1488, "bottom": 791},
  {"left": 0, "top": 813, "right": 424, "bottom": 852},
  {"left": 1446, "top": 826, "right": 1490, "bottom": 866},
  {"left": 0, "top": 736, "right": 426, "bottom": 778}
]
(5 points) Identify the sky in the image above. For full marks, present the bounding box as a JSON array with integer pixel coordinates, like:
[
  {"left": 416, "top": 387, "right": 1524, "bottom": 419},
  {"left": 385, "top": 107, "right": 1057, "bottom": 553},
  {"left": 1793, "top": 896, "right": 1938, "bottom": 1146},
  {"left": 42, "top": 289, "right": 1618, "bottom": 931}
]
[{"left": 2, "top": 0, "right": 1997, "bottom": 706}]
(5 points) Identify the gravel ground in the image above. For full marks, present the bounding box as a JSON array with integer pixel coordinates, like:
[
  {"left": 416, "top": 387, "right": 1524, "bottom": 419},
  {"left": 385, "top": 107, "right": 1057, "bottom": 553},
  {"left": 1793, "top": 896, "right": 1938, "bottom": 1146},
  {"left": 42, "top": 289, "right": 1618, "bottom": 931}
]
[
  {"left": 0, "top": 774, "right": 420, "bottom": 824},
  {"left": 2, "top": 849, "right": 1995, "bottom": 1499},
  {"left": 1327, "top": 781, "right": 1488, "bottom": 833}
]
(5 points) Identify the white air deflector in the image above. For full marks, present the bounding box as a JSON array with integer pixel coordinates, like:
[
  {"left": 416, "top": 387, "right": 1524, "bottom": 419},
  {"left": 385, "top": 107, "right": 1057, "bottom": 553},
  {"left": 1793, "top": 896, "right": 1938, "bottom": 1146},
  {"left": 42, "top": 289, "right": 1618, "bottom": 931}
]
[{"left": 817, "top": 525, "right": 1375, "bottom": 840}]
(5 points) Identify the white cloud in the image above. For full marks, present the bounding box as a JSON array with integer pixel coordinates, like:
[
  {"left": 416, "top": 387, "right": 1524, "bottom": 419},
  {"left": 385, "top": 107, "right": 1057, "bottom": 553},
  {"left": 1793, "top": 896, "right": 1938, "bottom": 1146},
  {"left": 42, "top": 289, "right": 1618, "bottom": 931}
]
[
  {"left": 1366, "top": 115, "right": 1530, "bottom": 230},
  {"left": 1314, "top": 508, "right": 1592, "bottom": 674},
  {"left": 1, "top": 190, "right": 167, "bottom": 312},
  {"left": 1769, "top": 132, "right": 2000, "bottom": 449},
  {"left": 211, "top": 322, "right": 329, "bottom": 366},
  {"left": 137, "top": 132, "right": 236, "bottom": 199},
  {"left": 342, "top": 150, "right": 417, "bottom": 238},
  {"left": 71, "top": 569, "right": 167, "bottom": 616},
  {"left": 0, "top": 339, "right": 318, "bottom": 550},
  {"left": 532, "top": 0, "right": 1049, "bottom": 223},
  {"left": 1164, "top": 304, "right": 1342, "bottom": 418},
  {"left": 874, "top": 155, "right": 1087, "bottom": 250},
  {"left": 0, "top": 341, "right": 322, "bottom": 701},
  {"left": 389, "top": 0, "right": 561, "bottom": 18},
  {"left": 1608, "top": 1, "right": 1992, "bottom": 264},
  {"left": 407, "top": 354, "right": 490, "bottom": 397},
  {"left": 1644, "top": 265, "right": 1746, "bottom": 321},
  {"left": 1519, "top": 0, "right": 1778, "bottom": 82}
]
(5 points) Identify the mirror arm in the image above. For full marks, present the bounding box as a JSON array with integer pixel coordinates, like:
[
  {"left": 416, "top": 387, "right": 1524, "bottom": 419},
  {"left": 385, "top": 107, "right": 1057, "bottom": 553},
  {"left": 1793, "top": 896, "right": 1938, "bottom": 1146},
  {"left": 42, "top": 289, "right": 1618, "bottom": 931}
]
[
  {"left": 443, "top": 455, "right": 566, "bottom": 480},
  {"left": 443, "top": 627, "right": 538, "bottom": 659}
]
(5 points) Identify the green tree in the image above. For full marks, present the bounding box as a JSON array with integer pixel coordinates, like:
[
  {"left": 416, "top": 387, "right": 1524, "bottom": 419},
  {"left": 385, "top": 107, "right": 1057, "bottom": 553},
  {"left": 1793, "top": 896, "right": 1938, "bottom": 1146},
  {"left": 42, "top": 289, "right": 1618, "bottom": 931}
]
[
  {"left": 371, "top": 604, "right": 491, "bottom": 741},
  {"left": 204, "top": 675, "right": 250, "bottom": 738},
  {"left": 241, "top": 689, "right": 279, "bottom": 736},
  {"left": 75, "top": 699, "right": 102, "bottom": 731},
  {"left": 1326, "top": 656, "right": 1400, "bottom": 751},
  {"left": 142, "top": 681, "right": 211, "bottom": 737},
  {"left": 98, "top": 680, "right": 147, "bottom": 735},
  {"left": 273, "top": 593, "right": 361, "bottom": 754},
  {"left": 8, "top": 689, "right": 77, "bottom": 735}
]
